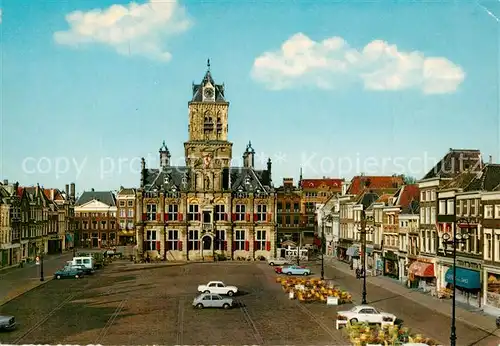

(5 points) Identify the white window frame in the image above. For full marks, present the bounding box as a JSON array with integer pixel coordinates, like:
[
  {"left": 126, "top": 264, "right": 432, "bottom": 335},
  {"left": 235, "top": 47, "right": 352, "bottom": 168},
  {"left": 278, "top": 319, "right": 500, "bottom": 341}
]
[
  {"left": 255, "top": 230, "right": 266, "bottom": 250},
  {"left": 456, "top": 200, "right": 462, "bottom": 216},
  {"left": 484, "top": 229, "right": 493, "bottom": 260},
  {"left": 188, "top": 230, "right": 199, "bottom": 250},
  {"left": 235, "top": 204, "right": 246, "bottom": 221},
  {"left": 256, "top": 204, "right": 267, "bottom": 222},
  {"left": 146, "top": 204, "right": 157, "bottom": 221},
  {"left": 215, "top": 230, "right": 226, "bottom": 250},
  {"left": 439, "top": 200, "right": 446, "bottom": 215},
  {"left": 188, "top": 204, "right": 199, "bottom": 221},
  {"left": 495, "top": 231, "right": 500, "bottom": 262},
  {"left": 446, "top": 199, "right": 454, "bottom": 215},
  {"left": 235, "top": 230, "right": 246, "bottom": 250},
  {"left": 127, "top": 209, "right": 134, "bottom": 218},
  {"left": 485, "top": 205, "right": 494, "bottom": 219},
  {"left": 145, "top": 230, "right": 157, "bottom": 251},
  {"left": 495, "top": 205, "right": 500, "bottom": 219},
  {"left": 168, "top": 204, "right": 179, "bottom": 221},
  {"left": 167, "top": 230, "right": 179, "bottom": 250},
  {"left": 215, "top": 205, "right": 226, "bottom": 221}
]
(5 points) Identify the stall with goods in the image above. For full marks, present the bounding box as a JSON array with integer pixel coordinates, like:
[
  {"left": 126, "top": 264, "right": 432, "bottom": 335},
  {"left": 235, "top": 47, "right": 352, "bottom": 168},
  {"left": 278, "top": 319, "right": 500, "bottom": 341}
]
[
  {"left": 275, "top": 277, "right": 352, "bottom": 304},
  {"left": 344, "top": 322, "right": 440, "bottom": 346}
]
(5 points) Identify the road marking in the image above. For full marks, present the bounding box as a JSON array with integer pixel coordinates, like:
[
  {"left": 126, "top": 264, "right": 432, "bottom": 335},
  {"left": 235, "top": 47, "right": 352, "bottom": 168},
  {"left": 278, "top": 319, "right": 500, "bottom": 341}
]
[
  {"left": 176, "top": 298, "right": 184, "bottom": 345},
  {"left": 239, "top": 303, "right": 265, "bottom": 345},
  {"left": 95, "top": 298, "right": 128, "bottom": 344},
  {"left": 294, "top": 301, "right": 346, "bottom": 343}
]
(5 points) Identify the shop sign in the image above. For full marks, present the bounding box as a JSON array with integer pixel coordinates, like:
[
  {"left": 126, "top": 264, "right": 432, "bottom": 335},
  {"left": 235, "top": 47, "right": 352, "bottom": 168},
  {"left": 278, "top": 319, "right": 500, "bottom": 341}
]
[
  {"left": 456, "top": 259, "right": 481, "bottom": 270},
  {"left": 384, "top": 251, "right": 398, "bottom": 261},
  {"left": 417, "top": 257, "right": 434, "bottom": 264}
]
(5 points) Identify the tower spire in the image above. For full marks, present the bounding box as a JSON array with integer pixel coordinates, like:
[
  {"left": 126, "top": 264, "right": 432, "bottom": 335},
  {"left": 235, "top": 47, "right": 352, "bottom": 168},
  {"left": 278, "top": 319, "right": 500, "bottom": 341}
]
[{"left": 207, "top": 58, "right": 210, "bottom": 71}]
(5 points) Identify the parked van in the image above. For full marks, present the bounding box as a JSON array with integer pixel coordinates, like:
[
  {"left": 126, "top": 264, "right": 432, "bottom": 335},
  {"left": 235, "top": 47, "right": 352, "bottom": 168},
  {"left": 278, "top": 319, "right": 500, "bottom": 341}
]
[{"left": 71, "top": 256, "right": 95, "bottom": 270}]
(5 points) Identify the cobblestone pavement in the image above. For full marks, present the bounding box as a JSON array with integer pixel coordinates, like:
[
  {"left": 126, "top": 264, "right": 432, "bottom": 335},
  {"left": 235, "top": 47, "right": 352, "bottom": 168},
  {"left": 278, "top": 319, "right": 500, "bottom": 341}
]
[
  {"left": 0, "top": 252, "right": 74, "bottom": 306},
  {"left": 0, "top": 261, "right": 349, "bottom": 345},
  {"left": 312, "top": 258, "right": 500, "bottom": 346}
]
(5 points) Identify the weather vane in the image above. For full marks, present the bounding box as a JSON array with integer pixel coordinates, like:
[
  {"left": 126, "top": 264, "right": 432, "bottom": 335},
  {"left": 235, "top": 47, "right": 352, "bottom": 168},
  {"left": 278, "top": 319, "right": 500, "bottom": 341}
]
[{"left": 207, "top": 58, "right": 210, "bottom": 71}]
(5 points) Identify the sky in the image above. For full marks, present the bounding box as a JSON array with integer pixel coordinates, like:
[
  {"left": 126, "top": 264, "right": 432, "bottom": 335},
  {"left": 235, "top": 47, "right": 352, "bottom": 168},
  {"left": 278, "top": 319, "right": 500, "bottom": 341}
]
[{"left": 0, "top": 0, "right": 499, "bottom": 194}]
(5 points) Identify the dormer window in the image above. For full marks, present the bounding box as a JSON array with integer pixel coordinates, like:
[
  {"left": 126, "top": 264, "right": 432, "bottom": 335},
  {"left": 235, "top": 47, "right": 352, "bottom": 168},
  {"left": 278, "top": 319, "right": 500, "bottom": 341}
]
[
  {"left": 245, "top": 176, "right": 251, "bottom": 185},
  {"left": 164, "top": 175, "right": 170, "bottom": 184}
]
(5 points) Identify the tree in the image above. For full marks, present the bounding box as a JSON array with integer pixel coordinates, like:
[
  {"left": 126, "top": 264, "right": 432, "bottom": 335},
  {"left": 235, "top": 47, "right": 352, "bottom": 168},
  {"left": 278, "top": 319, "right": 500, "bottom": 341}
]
[{"left": 402, "top": 175, "right": 417, "bottom": 184}]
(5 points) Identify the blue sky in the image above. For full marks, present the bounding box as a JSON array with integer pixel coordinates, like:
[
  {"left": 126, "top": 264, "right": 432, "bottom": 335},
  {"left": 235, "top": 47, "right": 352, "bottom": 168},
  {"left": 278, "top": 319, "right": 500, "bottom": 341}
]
[{"left": 1, "top": 0, "right": 499, "bottom": 193}]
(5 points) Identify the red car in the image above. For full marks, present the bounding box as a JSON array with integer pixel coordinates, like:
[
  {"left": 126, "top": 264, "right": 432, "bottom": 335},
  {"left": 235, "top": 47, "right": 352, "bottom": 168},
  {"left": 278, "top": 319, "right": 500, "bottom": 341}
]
[{"left": 275, "top": 266, "right": 283, "bottom": 274}]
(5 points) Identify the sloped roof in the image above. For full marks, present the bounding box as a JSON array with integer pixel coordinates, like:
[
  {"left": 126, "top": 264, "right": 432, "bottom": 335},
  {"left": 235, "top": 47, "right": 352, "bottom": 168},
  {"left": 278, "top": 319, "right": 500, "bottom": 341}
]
[
  {"left": 117, "top": 187, "right": 136, "bottom": 196},
  {"left": 347, "top": 176, "right": 404, "bottom": 195},
  {"left": 422, "top": 148, "right": 483, "bottom": 180},
  {"left": 190, "top": 66, "right": 226, "bottom": 103},
  {"left": 42, "top": 188, "right": 65, "bottom": 201},
  {"left": 76, "top": 190, "right": 116, "bottom": 206},
  {"left": 442, "top": 171, "right": 477, "bottom": 190},
  {"left": 464, "top": 164, "right": 500, "bottom": 192},
  {"left": 300, "top": 178, "right": 343, "bottom": 190},
  {"left": 396, "top": 184, "right": 420, "bottom": 214},
  {"left": 356, "top": 192, "right": 380, "bottom": 209}
]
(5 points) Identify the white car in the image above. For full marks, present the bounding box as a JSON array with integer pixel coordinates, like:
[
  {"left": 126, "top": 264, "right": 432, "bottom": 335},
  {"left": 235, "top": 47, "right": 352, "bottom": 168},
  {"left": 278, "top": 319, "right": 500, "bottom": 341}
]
[
  {"left": 197, "top": 281, "right": 238, "bottom": 296},
  {"left": 268, "top": 257, "right": 289, "bottom": 266},
  {"left": 0, "top": 315, "right": 16, "bottom": 330},
  {"left": 337, "top": 305, "right": 396, "bottom": 325}
]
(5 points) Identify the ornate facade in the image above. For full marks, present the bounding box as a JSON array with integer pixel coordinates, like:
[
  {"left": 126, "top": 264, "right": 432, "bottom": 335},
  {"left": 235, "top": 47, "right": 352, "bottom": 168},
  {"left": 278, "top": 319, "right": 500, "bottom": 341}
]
[{"left": 136, "top": 63, "right": 276, "bottom": 261}]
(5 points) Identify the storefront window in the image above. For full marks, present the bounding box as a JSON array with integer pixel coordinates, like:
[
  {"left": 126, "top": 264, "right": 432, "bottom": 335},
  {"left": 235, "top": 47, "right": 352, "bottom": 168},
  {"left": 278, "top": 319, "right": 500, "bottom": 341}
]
[{"left": 487, "top": 273, "right": 500, "bottom": 308}]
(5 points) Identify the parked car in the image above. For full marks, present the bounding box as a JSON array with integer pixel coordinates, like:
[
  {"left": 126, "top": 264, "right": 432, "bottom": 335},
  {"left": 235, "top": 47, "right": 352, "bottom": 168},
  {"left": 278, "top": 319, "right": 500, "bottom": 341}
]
[
  {"left": 336, "top": 305, "right": 396, "bottom": 325},
  {"left": 54, "top": 266, "right": 85, "bottom": 279},
  {"left": 192, "top": 293, "right": 235, "bottom": 309},
  {"left": 197, "top": 281, "right": 238, "bottom": 296},
  {"left": 268, "top": 257, "right": 289, "bottom": 266},
  {"left": 275, "top": 266, "right": 283, "bottom": 274},
  {"left": 0, "top": 315, "right": 16, "bottom": 330},
  {"left": 70, "top": 256, "right": 95, "bottom": 271},
  {"left": 281, "top": 265, "right": 311, "bottom": 276}
]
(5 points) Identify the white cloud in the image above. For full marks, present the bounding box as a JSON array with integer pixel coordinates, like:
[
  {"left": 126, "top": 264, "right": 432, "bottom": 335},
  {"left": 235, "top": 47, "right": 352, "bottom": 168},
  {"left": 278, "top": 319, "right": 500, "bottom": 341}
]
[
  {"left": 251, "top": 33, "right": 465, "bottom": 94},
  {"left": 53, "top": 0, "right": 191, "bottom": 61}
]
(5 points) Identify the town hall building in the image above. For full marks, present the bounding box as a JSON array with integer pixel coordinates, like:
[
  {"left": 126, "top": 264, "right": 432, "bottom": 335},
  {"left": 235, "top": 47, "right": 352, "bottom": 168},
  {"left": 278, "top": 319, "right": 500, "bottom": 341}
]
[{"left": 135, "top": 62, "right": 276, "bottom": 261}]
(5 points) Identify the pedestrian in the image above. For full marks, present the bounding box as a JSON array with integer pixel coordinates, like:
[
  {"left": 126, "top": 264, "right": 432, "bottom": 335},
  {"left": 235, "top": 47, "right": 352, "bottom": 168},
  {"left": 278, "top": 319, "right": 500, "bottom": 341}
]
[{"left": 355, "top": 267, "right": 361, "bottom": 279}]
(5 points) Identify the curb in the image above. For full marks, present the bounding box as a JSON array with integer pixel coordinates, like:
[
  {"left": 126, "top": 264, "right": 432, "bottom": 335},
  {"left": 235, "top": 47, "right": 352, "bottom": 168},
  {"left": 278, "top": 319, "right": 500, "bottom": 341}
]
[
  {"left": 0, "top": 277, "right": 53, "bottom": 307},
  {"left": 325, "top": 258, "right": 500, "bottom": 339}
]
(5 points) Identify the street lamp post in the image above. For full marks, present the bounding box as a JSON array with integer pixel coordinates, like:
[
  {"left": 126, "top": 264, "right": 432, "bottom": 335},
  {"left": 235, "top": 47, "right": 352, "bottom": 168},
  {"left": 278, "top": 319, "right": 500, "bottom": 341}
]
[
  {"left": 357, "top": 211, "right": 374, "bottom": 305},
  {"left": 442, "top": 217, "right": 474, "bottom": 346}
]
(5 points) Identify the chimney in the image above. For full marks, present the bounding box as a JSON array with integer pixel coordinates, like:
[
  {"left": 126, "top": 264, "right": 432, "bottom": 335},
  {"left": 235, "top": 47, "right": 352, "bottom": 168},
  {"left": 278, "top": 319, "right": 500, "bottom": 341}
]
[
  {"left": 267, "top": 158, "right": 272, "bottom": 182},
  {"left": 2, "top": 179, "right": 7, "bottom": 185},
  {"left": 65, "top": 184, "right": 69, "bottom": 196},
  {"left": 36, "top": 183, "right": 40, "bottom": 196},
  {"left": 70, "top": 183, "right": 75, "bottom": 198},
  {"left": 489, "top": 155, "right": 493, "bottom": 164},
  {"left": 140, "top": 157, "right": 146, "bottom": 188},
  {"left": 51, "top": 189, "right": 54, "bottom": 200},
  {"left": 91, "top": 188, "right": 95, "bottom": 192}
]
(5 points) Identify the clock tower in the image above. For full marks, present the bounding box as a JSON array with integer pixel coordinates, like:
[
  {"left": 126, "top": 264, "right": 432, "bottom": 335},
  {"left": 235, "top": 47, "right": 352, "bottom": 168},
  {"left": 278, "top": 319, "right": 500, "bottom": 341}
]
[{"left": 184, "top": 60, "right": 232, "bottom": 191}]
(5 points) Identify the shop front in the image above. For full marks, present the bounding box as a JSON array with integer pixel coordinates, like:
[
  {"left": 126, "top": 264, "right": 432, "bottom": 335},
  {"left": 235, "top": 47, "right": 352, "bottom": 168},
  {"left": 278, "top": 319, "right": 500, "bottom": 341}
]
[
  {"left": 337, "top": 240, "right": 352, "bottom": 263},
  {"left": 383, "top": 250, "right": 399, "bottom": 279},
  {"left": 444, "top": 266, "right": 482, "bottom": 308},
  {"left": 408, "top": 260, "right": 436, "bottom": 291},
  {"left": 398, "top": 254, "right": 408, "bottom": 283},
  {"left": 365, "top": 246, "right": 374, "bottom": 274},
  {"left": 483, "top": 267, "right": 500, "bottom": 315},
  {"left": 346, "top": 245, "right": 360, "bottom": 269}
]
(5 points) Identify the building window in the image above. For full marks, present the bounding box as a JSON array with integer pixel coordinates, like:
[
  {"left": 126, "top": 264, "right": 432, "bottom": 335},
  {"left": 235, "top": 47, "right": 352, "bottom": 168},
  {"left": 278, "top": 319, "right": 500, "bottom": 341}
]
[
  {"left": 255, "top": 230, "right": 266, "bottom": 250},
  {"left": 92, "top": 221, "right": 98, "bottom": 230},
  {"left": 120, "top": 209, "right": 126, "bottom": 218},
  {"left": 215, "top": 230, "right": 226, "bottom": 250},
  {"left": 495, "top": 205, "right": 500, "bottom": 219},
  {"left": 285, "top": 215, "right": 291, "bottom": 226},
  {"left": 420, "top": 209, "right": 425, "bottom": 224},
  {"left": 430, "top": 207, "right": 436, "bottom": 224},
  {"left": 101, "top": 221, "right": 107, "bottom": 229},
  {"left": 127, "top": 221, "right": 133, "bottom": 229},
  {"left": 294, "top": 215, "right": 299, "bottom": 226},
  {"left": 127, "top": 209, "right": 134, "bottom": 218},
  {"left": 277, "top": 202, "right": 282, "bottom": 211},
  {"left": 188, "top": 230, "right": 199, "bottom": 250},
  {"left": 215, "top": 205, "right": 226, "bottom": 221},
  {"left": 188, "top": 205, "right": 199, "bottom": 221},
  {"left": 485, "top": 230, "right": 493, "bottom": 260},
  {"left": 235, "top": 204, "right": 245, "bottom": 221},
  {"left": 168, "top": 204, "right": 179, "bottom": 221},
  {"left": 145, "top": 230, "right": 157, "bottom": 251},
  {"left": 256, "top": 204, "right": 267, "bottom": 222},
  {"left": 146, "top": 204, "right": 157, "bottom": 221},
  {"left": 447, "top": 200, "right": 454, "bottom": 215},
  {"left": 495, "top": 232, "right": 500, "bottom": 261},
  {"left": 485, "top": 205, "right": 494, "bottom": 219},
  {"left": 128, "top": 200, "right": 133, "bottom": 207},
  {"left": 277, "top": 215, "right": 282, "bottom": 224},
  {"left": 294, "top": 203, "right": 300, "bottom": 212},
  {"left": 470, "top": 200, "right": 476, "bottom": 216},
  {"left": 234, "top": 230, "right": 245, "bottom": 250},
  {"left": 167, "top": 230, "right": 178, "bottom": 250},
  {"left": 439, "top": 200, "right": 446, "bottom": 215},
  {"left": 110, "top": 221, "right": 115, "bottom": 229},
  {"left": 456, "top": 200, "right": 462, "bottom": 216},
  {"left": 120, "top": 201, "right": 125, "bottom": 207},
  {"left": 285, "top": 203, "right": 291, "bottom": 212},
  {"left": 426, "top": 191, "right": 431, "bottom": 201},
  {"left": 421, "top": 191, "right": 426, "bottom": 202}
]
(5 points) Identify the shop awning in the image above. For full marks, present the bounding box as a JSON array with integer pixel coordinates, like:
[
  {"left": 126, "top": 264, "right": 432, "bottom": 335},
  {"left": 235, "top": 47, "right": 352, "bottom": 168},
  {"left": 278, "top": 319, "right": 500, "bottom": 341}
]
[
  {"left": 346, "top": 246, "right": 359, "bottom": 257},
  {"left": 445, "top": 267, "right": 481, "bottom": 290},
  {"left": 365, "top": 247, "right": 373, "bottom": 255},
  {"left": 408, "top": 261, "right": 434, "bottom": 277}
]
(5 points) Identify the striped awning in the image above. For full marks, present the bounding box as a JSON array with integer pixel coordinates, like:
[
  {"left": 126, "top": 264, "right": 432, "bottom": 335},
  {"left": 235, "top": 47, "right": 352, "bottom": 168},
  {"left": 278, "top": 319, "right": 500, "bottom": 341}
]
[{"left": 346, "top": 246, "right": 359, "bottom": 257}]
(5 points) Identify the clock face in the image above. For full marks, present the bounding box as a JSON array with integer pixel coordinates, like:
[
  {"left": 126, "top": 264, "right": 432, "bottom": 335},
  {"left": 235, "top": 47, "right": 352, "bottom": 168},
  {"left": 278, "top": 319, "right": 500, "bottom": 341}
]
[{"left": 204, "top": 88, "right": 214, "bottom": 99}]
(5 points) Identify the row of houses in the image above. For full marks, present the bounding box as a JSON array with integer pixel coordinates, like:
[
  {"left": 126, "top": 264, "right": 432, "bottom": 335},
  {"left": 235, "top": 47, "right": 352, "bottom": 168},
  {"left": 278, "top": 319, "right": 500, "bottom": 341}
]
[
  {"left": 318, "top": 148, "right": 500, "bottom": 315},
  {"left": 0, "top": 180, "right": 76, "bottom": 267}
]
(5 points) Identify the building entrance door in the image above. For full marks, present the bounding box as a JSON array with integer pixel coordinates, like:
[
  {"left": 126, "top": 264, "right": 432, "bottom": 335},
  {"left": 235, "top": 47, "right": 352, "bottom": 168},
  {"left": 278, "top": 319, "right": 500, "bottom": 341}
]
[{"left": 203, "top": 235, "right": 212, "bottom": 250}]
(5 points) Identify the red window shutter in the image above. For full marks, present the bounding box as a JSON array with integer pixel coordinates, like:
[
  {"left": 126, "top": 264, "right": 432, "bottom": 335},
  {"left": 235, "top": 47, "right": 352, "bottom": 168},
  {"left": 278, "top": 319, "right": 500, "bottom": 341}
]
[
  {"left": 266, "top": 241, "right": 271, "bottom": 251},
  {"left": 253, "top": 213, "right": 258, "bottom": 222},
  {"left": 156, "top": 241, "right": 161, "bottom": 251},
  {"left": 224, "top": 213, "right": 228, "bottom": 221},
  {"left": 245, "top": 213, "right": 250, "bottom": 222},
  {"left": 267, "top": 213, "right": 272, "bottom": 222},
  {"left": 232, "top": 213, "right": 236, "bottom": 222},
  {"left": 165, "top": 213, "right": 169, "bottom": 221},
  {"left": 223, "top": 241, "right": 227, "bottom": 250},
  {"left": 156, "top": 213, "right": 161, "bottom": 221},
  {"left": 245, "top": 241, "right": 249, "bottom": 251},
  {"left": 178, "top": 213, "right": 183, "bottom": 221},
  {"left": 197, "top": 213, "right": 201, "bottom": 221},
  {"left": 142, "top": 213, "right": 147, "bottom": 221},
  {"left": 178, "top": 241, "right": 182, "bottom": 251}
]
